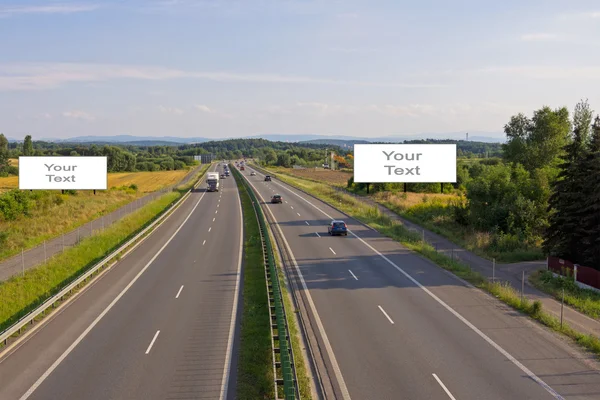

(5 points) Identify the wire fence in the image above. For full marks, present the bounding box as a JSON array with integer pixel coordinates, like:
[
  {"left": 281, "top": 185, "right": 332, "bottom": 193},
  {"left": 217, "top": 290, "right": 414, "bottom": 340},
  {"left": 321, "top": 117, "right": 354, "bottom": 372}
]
[{"left": 0, "top": 164, "right": 205, "bottom": 282}]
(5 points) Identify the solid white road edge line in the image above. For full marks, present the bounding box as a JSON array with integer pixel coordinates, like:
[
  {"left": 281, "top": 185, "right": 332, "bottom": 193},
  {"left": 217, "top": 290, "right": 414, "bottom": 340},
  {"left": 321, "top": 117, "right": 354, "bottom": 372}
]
[
  {"left": 145, "top": 330, "right": 160, "bottom": 354},
  {"left": 260, "top": 168, "right": 566, "bottom": 400},
  {"left": 219, "top": 172, "right": 243, "bottom": 400},
  {"left": 175, "top": 285, "right": 184, "bottom": 299},
  {"left": 243, "top": 172, "right": 352, "bottom": 400},
  {"left": 432, "top": 373, "right": 457, "bottom": 400},
  {"left": 378, "top": 306, "right": 394, "bottom": 325},
  {"left": 19, "top": 187, "right": 209, "bottom": 400},
  {"left": 348, "top": 270, "right": 358, "bottom": 281}
]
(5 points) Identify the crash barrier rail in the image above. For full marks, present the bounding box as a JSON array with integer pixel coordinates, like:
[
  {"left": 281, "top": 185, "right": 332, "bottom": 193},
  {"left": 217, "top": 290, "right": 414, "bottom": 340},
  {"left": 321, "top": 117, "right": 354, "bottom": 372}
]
[
  {"left": 0, "top": 164, "right": 213, "bottom": 348},
  {"left": 0, "top": 163, "right": 207, "bottom": 282},
  {"left": 233, "top": 165, "right": 299, "bottom": 400}
]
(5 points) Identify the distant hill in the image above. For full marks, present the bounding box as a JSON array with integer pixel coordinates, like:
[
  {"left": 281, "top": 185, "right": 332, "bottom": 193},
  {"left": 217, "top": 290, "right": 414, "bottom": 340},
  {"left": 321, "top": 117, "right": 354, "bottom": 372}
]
[
  {"left": 53, "top": 135, "right": 212, "bottom": 144},
  {"left": 300, "top": 139, "right": 372, "bottom": 148},
  {"left": 58, "top": 140, "right": 187, "bottom": 146}
]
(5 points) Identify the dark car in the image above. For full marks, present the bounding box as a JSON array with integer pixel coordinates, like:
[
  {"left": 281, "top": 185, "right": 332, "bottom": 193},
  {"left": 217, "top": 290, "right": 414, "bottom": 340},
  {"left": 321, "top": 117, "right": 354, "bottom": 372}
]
[
  {"left": 328, "top": 220, "right": 348, "bottom": 236},
  {"left": 271, "top": 194, "right": 282, "bottom": 204},
  {"left": 265, "top": 175, "right": 272, "bottom": 181}
]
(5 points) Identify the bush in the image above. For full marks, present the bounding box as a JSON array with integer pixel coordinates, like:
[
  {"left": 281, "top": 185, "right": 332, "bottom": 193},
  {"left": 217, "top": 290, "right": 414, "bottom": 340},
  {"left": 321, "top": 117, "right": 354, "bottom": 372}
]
[
  {"left": 129, "top": 184, "right": 139, "bottom": 191},
  {"left": 64, "top": 189, "right": 77, "bottom": 195},
  {"left": 0, "top": 190, "right": 31, "bottom": 221}
]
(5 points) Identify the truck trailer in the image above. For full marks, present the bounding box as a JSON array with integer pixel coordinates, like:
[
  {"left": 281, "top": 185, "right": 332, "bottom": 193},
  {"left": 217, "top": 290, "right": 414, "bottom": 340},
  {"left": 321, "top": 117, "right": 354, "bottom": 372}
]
[{"left": 206, "top": 172, "right": 220, "bottom": 192}]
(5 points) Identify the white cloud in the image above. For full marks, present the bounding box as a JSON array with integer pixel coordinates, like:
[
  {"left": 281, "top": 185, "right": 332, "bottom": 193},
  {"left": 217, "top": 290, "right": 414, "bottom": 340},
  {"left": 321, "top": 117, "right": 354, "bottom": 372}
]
[
  {"left": 62, "top": 110, "right": 95, "bottom": 121},
  {"left": 0, "top": 4, "right": 99, "bottom": 17},
  {"left": 158, "top": 106, "right": 184, "bottom": 115},
  {"left": 520, "top": 33, "right": 562, "bottom": 42},
  {"left": 194, "top": 104, "right": 213, "bottom": 113},
  {"left": 0, "top": 62, "right": 448, "bottom": 91},
  {"left": 368, "top": 104, "right": 436, "bottom": 117}
]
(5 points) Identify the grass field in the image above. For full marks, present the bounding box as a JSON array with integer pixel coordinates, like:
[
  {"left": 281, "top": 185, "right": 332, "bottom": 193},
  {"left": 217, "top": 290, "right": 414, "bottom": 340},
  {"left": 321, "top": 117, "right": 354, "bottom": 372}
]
[
  {"left": 268, "top": 166, "right": 352, "bottom": 186},
  {"left": 0, "top": 169, "right": 191, "bottom": 193},
  {"left": 0, "top": 167, "right": 200, "bottom": 262}
]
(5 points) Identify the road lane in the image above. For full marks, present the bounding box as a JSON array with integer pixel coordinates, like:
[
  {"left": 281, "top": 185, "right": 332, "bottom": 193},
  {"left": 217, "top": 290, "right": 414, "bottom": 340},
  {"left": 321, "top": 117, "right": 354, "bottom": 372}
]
[
  {"left": 244, "top": 165, "right": 600, "bottom": 400},
  {"left": 0, "top": 164, "right": 243, "bottom": 400}
]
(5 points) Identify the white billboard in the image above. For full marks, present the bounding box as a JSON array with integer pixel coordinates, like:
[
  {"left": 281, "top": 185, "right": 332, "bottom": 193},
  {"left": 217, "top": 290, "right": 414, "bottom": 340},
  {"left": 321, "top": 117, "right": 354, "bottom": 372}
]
[
  {"left": 353, "top": 144, "right": 456, "bottom": 183},
  {"left": 19, "top": 156, "right": 108, "bottom": 190}
]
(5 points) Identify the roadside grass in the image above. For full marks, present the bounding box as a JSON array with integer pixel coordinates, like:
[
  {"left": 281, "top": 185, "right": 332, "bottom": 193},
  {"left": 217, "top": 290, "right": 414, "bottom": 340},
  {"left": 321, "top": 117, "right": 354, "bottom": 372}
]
[
  {"left": 0, "top": 165, "right": 209, "bottom": 336},
  {"left": 0, "top": 167, "right": 207, "bottom": 263},
  {"left": 378, "top": 194, "right": 544, "bottom": 263},
  {"left": 235, "top": 174, "right": 274, "bottom": 400},
  {"left": 260, "top": 168, "right": 600, "bottom": 357},
  {"left": 529, "top": 270, "right": 600, "bottom": 320},
  {"left": 0, "top": 190, "right": 180, "bottom": 333},
  {"left": 268, "top": 226, "right": 313, "bottom": 400}
]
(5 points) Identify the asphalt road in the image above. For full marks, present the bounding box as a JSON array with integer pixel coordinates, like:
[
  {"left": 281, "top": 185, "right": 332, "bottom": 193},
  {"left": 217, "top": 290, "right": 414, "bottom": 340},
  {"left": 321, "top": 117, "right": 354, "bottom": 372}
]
[
  {"left": 0, "top": 164, "right": 243, "bottom": 400},
  {"left": 244, "top": 165, "right": 600, "bottom": 400}
]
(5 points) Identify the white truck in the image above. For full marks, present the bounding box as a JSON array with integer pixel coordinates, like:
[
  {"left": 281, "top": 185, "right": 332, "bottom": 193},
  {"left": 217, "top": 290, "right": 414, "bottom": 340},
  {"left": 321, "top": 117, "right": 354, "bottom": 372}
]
[{"left": 206, "top": 172, "right": 220, "bottom": 192}]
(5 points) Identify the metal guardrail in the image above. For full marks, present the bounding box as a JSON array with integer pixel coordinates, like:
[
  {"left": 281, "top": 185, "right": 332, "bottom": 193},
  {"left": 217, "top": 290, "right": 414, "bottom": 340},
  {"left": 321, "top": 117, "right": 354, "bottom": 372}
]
[
  {"left": 233, "top": 165, "right": 299, "bottom": 400},
  {"left": 0, "top": 165, "right": 212, "bottom": 347}
]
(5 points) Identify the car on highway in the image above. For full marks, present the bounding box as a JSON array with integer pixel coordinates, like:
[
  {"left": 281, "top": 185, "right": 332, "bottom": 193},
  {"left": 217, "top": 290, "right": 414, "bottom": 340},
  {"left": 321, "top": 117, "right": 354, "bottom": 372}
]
[
  {"left": 264, "top": 175, "right": 272, "bottom": 181},
  {"left": 271, "top": 194, "right": 282, "bottom": 204},
  {"left": 220, "top": 173, "right": 226, "bottom": 179},
  {"left": 250, "top": 171, "right": 256, "bottom": 176},
  {"left": 328, "top": 220, "right": 348, "bottom": 236}
]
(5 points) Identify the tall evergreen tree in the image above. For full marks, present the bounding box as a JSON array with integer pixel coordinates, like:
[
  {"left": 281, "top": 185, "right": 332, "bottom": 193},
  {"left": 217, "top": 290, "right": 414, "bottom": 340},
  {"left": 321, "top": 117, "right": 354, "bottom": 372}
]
[
  {"left": 580, "top": 116, "right": 600, "bottom": 268},
  {"left": 0, "top": 133, "right": 9, "bottom": 174},
  {"left": 544, "top": 100, "right": 593, "bottom": 261},
  {"left": 23, "top": 135, "right": 33, "bottom": 156}
]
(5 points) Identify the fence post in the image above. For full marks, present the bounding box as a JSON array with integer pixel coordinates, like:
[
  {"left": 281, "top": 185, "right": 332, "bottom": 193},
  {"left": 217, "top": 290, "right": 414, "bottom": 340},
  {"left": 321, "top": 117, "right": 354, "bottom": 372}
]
[
  {"left": 521, "top": 270, "right": 525, "bottom": 303},
  {"left": 560, "top": 288, "right": 565, "bottom": 329}
]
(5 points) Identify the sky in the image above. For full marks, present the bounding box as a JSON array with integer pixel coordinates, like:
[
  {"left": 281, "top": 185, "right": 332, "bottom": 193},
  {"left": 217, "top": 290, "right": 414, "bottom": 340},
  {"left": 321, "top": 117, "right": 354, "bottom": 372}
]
[{"left": 1, "top": 0, "right": 599, "bottom": 140}]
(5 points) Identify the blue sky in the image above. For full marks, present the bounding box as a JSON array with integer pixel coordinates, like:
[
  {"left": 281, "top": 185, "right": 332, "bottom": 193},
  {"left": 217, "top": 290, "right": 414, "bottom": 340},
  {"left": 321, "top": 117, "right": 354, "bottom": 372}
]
[{"left": 1, "top": 0, "right": 599, "bottom": 139}]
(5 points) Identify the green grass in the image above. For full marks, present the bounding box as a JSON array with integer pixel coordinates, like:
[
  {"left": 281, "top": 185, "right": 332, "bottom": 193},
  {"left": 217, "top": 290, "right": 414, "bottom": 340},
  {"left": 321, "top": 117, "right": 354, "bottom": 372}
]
[
  {"left": 0, "top": 166, "right": 210, "bottom": 335},
  {"left": 268, "top": 228, "right": 313, "bottom": 400},
  {"left": 530, "top": 270, "right": 600, "bottom": 320},
  {"left": 235, "top": 173, "right": 275, "bottom": 400},
  {"left": 261, "top": 168, "right": 600, "bottom": 357}
]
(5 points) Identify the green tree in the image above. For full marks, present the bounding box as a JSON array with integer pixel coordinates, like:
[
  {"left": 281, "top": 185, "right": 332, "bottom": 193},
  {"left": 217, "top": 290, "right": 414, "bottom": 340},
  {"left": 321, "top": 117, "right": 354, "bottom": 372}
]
[
  {"left": 580, "top": 116, "right": 600, "bottom": 267},
  {"left": 276, "top": 152, "right": 292, "bottom": 168},
  {"left": 502, "top": 106, "right": 572, "bottom": 171},
  {"left": 23, "top": 135, "right": 33, "bottom": 156},
  {"left": 544, "top": 100, "right": 594, "bottom": 261},
  {"left": 0, "top": 134, "right": 8, "bottom": 175}
]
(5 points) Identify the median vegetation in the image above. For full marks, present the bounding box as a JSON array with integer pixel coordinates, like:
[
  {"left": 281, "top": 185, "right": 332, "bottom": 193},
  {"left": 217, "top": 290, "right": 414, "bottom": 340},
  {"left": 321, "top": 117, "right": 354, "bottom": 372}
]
[
  {"left": 0, "top": 166, "right": 209, "bottom": 335},
  {"left": 261, "top": 168, "right": 600, "bottom": 358},
  {"left": 234, "top": 169, "right": 274, "bottom": 400}
]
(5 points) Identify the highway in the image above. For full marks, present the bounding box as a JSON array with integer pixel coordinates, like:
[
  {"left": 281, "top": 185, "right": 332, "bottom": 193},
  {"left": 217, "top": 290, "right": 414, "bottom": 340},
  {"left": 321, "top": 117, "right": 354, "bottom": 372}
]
[
  {"left": 243, "top": 165, "right": 600, "bottom": 400},
  {"left": 0, "top": 164, "right": 243, "bottom": 400}
]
